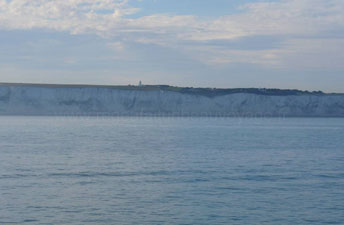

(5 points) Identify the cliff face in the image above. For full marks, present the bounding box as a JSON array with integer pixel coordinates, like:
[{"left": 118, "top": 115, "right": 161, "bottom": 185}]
[{"left": 1, "top": 84, "right": 344, "bottom": 116}]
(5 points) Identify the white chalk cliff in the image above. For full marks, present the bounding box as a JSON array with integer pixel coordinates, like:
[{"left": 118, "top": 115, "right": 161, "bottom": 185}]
[{"left": 1, "top": 83, "right": 344, "bottom": 117}]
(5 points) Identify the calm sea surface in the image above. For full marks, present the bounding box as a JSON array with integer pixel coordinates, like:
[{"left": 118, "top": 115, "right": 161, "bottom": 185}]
[{"left": 0, "top": 116, "right": 343, "bottom": 224}]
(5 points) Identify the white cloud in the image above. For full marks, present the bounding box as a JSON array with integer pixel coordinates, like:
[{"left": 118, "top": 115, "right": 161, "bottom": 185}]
[
  {"left": 0, "top": 0, "right": 343, "bottom": 69},
  {"left": 0, "top": 0, "right": 138, "bottom": 35},
  {"left": 108, "top": 41, "right": 125, "bottom": 51},
  {"left": 1, "top": 0, "right": 343, "bottom": 39},
  {"left": 178, "top": 0, "right": 344, "bottom": 42}
]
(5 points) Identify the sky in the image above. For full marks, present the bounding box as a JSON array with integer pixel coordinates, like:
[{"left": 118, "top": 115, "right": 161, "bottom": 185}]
[{"left": 0, "top": 0, "right": 343, "bottom": 92}]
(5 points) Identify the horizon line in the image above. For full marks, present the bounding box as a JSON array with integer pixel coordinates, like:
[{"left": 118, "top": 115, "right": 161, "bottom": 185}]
[{"left": 0, "top": 81, "right": 342, "bottom": 95}]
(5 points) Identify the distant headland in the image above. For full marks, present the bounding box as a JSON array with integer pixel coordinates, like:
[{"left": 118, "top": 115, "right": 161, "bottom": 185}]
[
  {"left": 0, "top": 82, "right": 341, "bottom": 96},
  {"left": 0, "top": 82, "right": 344, "bottom": 117}
]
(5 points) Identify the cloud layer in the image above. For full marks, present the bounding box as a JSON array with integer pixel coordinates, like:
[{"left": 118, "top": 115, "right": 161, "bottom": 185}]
[
  {"left": 1, "top": 0, "right": 343, "bottom": 38},
  {"left": 0, "top": 0, "right": 344, "bottom": 90}
]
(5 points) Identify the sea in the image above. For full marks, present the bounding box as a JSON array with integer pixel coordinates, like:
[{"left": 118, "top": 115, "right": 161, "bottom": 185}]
[{"left": 0, "top": 116, "right": 343, "bottom": 224}]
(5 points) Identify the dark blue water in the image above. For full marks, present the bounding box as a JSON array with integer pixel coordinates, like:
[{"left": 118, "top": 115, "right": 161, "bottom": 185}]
[{"left": 0, "top": 116, "right": 344, "bottom": 224}]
